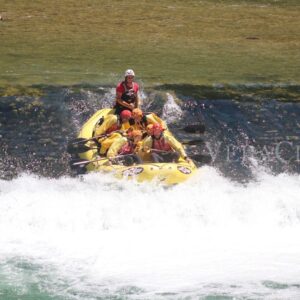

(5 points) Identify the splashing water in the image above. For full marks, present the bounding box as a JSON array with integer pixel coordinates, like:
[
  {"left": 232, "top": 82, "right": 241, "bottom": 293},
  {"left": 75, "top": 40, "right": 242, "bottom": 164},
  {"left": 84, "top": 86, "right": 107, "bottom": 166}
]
[
  {"left": 0, "top": 168, "right": 300, "bottom": 299},
  {"left": 1, "top": 84, "right": 300, "bottom": 299},
  {"left": 162, "top": 93, "right": 183, "bottom": 124}
]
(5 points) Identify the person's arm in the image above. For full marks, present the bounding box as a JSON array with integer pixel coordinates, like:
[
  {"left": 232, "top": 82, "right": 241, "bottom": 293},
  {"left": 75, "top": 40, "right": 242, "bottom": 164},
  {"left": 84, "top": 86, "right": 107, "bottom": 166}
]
[
  {"left": 94, "top": 115, "right": 118, "bottom": 136},
  {"left": 107, "top": 137, "right": 127, "bottom": 159},
  {"left": 134, "top": 93, "right": 140, "bottom": 108},
  {"left": 142, "top": 136, "right": 152, "bottom": 153},
  {"left": 134, "top": 82, "right": 140, "bottom": 108},
  {"left": 146, "top": 113, "right": 168, "bottom": 130},
  {"left": 116, "top": 95, "right": 134, "bottom": 110},
  {"left": 116, "top": 84, "right": 134, "bottom": 109},
  {"left": 145, "top": 114, "right": 156, "bottom": 125},
  {"left": 120, "top": 121, "right": 131, "bottom": 131},
  {"left": 165, "top": 135, "right": 187, "bottom": 158},
  {"left": 146, "top": 114, "right": 167, "bottom": 130}
]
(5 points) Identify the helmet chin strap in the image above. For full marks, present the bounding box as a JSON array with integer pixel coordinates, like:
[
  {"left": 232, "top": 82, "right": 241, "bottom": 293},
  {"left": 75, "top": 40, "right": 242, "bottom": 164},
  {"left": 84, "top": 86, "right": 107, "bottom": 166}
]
[{"left": 153, "top": 132, "right": 163, "bottom": 140}]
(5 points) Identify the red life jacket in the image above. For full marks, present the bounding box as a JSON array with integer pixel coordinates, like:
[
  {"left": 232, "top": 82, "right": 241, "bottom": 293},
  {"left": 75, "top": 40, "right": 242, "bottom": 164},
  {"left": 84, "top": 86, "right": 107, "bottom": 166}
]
[
  {"left": 119, "top": 140, "right": 135, "bottom": 155},
  {"left": 120, "top": 82, "right": 138, "bottom": 103},
  {"left": 152, "top": 136, "right": 172, "bottom": 152},
  {"left": 105, "top": 117, "right": 121, "bottom": 134},
  {"left": 114, "top": 82, "right": 139, "bottom": 114}
]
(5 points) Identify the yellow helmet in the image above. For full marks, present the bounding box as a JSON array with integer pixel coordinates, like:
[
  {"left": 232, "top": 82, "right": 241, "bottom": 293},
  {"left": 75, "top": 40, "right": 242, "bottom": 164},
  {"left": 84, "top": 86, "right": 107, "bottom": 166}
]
[
  {"left": 128, "top": 129, "right": 142, "bottom": 138},
  {"left": 132, "top": 108, "right": 143, "bottom": 118}
]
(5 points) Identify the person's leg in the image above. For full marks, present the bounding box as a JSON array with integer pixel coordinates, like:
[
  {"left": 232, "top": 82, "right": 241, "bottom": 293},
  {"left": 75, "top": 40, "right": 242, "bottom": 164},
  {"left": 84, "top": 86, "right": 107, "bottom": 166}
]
[
  {"left": 132, "top": 154, "right": 142, "bottom": 164},
  {"left": 100, "top": 133, "right": 122, "bottom": 155},
  {"left": 121, "top": 155, "right": 134, "bottom": 166},
  {"left": 122, "top": 154, "right": 142, "bottom": 166},
  {"left": 151, "top": 152, "right": 164, "bottom": 163},
  {"left": 111, "top": 155, "right": 131, "bottom": 166},
  {"left": 158, "top": 152, "right": 179, "bottom": 163},
  {"left": 169, "top": 152, "right": 180, "bottom": 162},
  {"left": 113, "top": 105, "right": 121, "bottom": 115}
]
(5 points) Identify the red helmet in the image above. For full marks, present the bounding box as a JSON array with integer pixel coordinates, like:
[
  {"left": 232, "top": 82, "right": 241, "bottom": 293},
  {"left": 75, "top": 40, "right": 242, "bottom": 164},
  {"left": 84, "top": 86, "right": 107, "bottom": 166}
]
[
  {"left": 120, "top": 110, "right": 132, "bottom": 119},
  {"left": 152, "top": 123, "right": 163, "bottom": 133}
]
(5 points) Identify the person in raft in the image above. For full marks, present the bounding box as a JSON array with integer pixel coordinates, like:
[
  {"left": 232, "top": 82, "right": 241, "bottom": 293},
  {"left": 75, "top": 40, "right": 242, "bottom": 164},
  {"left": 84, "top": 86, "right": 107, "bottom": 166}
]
[
  {"left": 107, "top": 129, "right": 143, "bottom": 166},
  {"left": 94, "top": 110, "right": 132, "bottom": 155},
  {"left": 142, "top": 123, "right": 191, "bottom": 163},
  {"left": 114, "top": 69, "right": 140, "bottom": 115},
  {"left": 129, "top": 108, "right": 167, "bottom": 133}
]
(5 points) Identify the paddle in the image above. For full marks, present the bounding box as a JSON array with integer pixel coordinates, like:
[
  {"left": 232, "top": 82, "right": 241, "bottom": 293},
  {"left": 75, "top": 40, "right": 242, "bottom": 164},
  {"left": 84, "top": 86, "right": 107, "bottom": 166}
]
[
  {"left": 144, "top": 149, "right": 211, "bottom": 165},
  {"left": 70, "top": 151, "right": 211, "bottom": 171},
  {"left": 182, "top": 124, "right": 205, "bottom": 134},
  {"left": 68, "top": 130, "right": 123, "bottom": 147},
  {"left": 68, "top": 138, "right": 205, "bottom": 155},
  {"left": 68, "top": 123, "right": 204, "bottom": 146},
  {"left": 67, "top": 124, "right": 205, "bottom": 154},
  {"left": 67, "top": 131, "right": 125, "bottom": 154},
  {"left": 181, "top": 139, "right": 204, "bottom": 145},
  {"left": 144, "top": 112, "right": 205, "bottom": 133},
  {"left": 70, "top": 154, "right": 134, "bottom": 168},
  {"left": 189, "top": 153, "right": 212, "bottom": 164},
  {"left": 67, "top": 137, "right": 100, "bottom": 154},
  {"left": 70, "top": 156, "right": 108, "bottom": 167},
  {"left": 67, "top": 144, "right": 99, "bottom": 154}
]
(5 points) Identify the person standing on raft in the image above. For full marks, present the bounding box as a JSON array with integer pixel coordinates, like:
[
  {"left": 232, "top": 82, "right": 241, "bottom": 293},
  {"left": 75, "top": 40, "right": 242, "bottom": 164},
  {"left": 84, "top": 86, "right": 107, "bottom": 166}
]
[{"left": 114, "top": 69, "right": 140, "bottom": 115}]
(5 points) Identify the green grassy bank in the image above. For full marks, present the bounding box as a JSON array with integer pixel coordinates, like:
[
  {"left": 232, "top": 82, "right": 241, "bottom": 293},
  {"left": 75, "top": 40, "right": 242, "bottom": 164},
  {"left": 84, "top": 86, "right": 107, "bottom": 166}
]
[{"left": 1, "top": 0, "right": 300, "bottom": 90}]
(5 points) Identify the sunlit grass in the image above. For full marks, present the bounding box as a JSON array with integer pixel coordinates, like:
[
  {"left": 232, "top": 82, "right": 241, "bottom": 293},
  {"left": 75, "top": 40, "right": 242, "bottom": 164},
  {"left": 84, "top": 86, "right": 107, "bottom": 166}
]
[{"left": 1, "top": 0, "right": 299, "bottom": 87}]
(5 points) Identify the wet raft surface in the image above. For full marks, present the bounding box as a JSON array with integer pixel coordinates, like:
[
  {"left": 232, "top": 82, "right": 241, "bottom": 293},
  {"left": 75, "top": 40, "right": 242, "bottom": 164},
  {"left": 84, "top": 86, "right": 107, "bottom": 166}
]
[{"left": 1, "top": 85, "right": 300, "bottom": 181}]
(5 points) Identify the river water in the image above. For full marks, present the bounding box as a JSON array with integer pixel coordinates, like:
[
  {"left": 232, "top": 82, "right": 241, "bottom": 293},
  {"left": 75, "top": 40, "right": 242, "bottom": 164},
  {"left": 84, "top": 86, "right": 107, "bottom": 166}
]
[{"left": 0, "top": 84, "right": 300, "bottom": 299}]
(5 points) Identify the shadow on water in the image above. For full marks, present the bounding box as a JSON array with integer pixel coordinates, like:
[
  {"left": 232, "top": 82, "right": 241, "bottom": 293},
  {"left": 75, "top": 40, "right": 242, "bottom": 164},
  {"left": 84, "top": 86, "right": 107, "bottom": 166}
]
[
  {"left": 156, "top": 83, "right": 300, "bottom": 102},
  {"left": 1, "top": 84, "right": 300, "bottom": 181},
  {"left": 182, "top": 99, "right": 300, "bottom": 181}
]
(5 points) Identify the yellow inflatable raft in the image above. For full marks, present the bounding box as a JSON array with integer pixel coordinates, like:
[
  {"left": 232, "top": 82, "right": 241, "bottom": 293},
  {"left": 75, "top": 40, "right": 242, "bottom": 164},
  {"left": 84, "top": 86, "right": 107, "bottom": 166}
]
[{"left": 75, "top": 109, "right": 197, "bottom": 185}]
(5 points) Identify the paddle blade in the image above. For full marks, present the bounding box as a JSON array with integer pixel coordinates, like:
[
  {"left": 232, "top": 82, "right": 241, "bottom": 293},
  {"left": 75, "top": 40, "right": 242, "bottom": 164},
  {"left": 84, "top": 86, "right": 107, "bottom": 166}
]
[
  {"left": 70, "top": 158, "right": 91, "bottom": 168},
  {"left": 69, "top": 138, "right": 88, "bottom": 145},
  {"left": 190, "top": 154, "right": 212, "bottom": 164},
  {"left": 183, "top": 124, "right": 205, "bottom": 134},
  {"left": 182, "top": 139, "right": 204, "bottom": 145},
  {"left": 67, "top": 143, "right": 92, "bottom": 154}
]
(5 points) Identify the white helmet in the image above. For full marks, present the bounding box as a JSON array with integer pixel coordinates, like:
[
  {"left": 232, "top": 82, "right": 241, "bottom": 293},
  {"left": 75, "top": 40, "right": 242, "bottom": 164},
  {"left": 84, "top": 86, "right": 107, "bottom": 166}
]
[{"left": 124, "top": 69, "right": 135, "bottom": 77}]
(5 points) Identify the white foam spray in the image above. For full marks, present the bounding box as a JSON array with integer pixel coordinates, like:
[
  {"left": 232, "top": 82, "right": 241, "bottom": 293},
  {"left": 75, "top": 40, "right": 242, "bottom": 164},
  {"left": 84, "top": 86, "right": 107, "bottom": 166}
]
[
  {"left": 162, "top": 93, "right": 183, "bottom": 124},
  {"left": 0, "top": 168, "right": 300, "bottom": 298}
]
